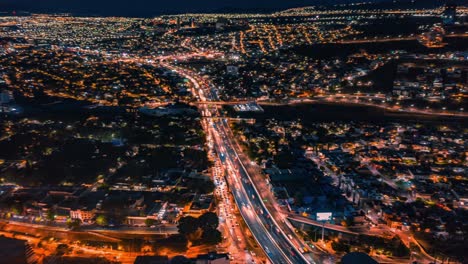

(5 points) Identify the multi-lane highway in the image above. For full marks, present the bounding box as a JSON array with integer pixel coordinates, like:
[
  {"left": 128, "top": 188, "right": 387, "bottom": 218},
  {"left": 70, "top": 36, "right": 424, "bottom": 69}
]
[
  {"left": 215, "top": 120, "right": 309, "bottom": 264},
  {"left": 163, "top": 62, "right": 311, "bottom": 264}
]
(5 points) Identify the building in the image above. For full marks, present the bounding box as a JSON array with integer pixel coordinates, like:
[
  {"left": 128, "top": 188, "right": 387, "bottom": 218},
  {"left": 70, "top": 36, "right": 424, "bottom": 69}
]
[
  {"left": 186, "top": 194, "right": 213, "bottom": 216},
  {"left": 0, "top": 236, "right": 38, "bottom": 264},
  {"left": 70, "top": 209, "right": 95, "bottom": 223}
]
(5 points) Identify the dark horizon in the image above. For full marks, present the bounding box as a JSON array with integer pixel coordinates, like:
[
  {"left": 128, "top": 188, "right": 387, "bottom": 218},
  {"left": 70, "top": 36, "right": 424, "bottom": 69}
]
[{"left": 0, "top": 0, "right": 452, "bottom": 17}]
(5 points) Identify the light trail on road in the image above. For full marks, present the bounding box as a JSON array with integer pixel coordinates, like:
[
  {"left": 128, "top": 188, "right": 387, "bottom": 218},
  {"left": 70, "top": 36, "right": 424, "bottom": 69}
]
[{"left": 163, "top": 62, "right": 311, "bottom": 264}]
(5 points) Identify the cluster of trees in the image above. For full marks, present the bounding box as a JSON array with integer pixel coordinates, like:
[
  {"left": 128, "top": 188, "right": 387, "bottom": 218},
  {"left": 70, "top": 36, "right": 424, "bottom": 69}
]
[
  {"left": 154, "top": 234, "right": 189, "bottom": 253},
  {"left": 55, "top": 244, "right": 72, "bottom": 256},
  {"left": 95, "top": 215, "right": 108, "bottom": 226},
  {"left": 66, "top": 218, "right": 81, "bottom": 230},
  {"left": 330, "top": 235, "right": 410, "bottom": 257},
  {"left": 184, "top": 178, "right": 215, "bottom": 194},
  {"left": 177, "top": 212, "right": 222, "bottom": 245},
  {"left": 125, "top": 114, "right": 205, "bottom": 147},
  {"left": 274, "top": 149, "right": 296, "bottom": 169},
  {"left": 182, "top": 148, "right": 211, "bottom": 171}
]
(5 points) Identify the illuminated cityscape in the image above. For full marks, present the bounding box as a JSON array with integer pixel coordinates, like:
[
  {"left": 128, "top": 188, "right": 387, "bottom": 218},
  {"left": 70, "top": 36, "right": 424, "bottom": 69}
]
[{"left": 0, "top": 1, "right": 466, "bottom": 264}]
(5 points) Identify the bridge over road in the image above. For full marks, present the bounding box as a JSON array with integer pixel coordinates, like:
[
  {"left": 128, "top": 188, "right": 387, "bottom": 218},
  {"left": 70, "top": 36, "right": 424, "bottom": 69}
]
[{"left": 287, "top": 214, "right": 359, "bottom": 237}]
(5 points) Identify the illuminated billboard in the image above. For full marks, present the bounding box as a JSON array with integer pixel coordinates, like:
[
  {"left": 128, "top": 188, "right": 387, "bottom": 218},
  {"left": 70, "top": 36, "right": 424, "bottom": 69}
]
[{"left": 316, "top": 212, "right": 332, "bottom": 221}]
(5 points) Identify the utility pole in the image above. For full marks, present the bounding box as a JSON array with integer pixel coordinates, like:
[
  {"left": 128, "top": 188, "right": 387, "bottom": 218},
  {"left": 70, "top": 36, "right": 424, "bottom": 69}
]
[{"left": 321, "top": 221, "right": 325, "bottom": 241}]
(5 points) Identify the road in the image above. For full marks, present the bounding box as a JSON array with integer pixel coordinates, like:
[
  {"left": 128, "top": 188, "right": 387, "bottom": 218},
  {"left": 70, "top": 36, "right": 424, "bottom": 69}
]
[
  {"left": 210, "top": 142, "right": 258, "bottom": 264},
  {"left": 222, "top": 121, "right": 324, "bottom": 263},
  {"left": 215, "top": 120, "right": 308, "bottom": 264},
  {"left": 287, "top": 215, "right": 358, "bottom": 236},
  {"left": 263, "top": 95, "right": 468, "bottom": 118},
  {"left": 164, "top": 62, "right": 311, "bottom": 264},
  {"left": 191, "top": 94, "right": 467, "bottom": 118},
  {"left": 1, "top": 218, "right": 178, "bottom": 236}
]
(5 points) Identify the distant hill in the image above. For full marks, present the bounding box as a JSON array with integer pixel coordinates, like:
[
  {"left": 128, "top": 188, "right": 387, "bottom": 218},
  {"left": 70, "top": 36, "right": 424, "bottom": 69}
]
[{"left": 0, "top": 0, "right": 460, "bottom": 17}]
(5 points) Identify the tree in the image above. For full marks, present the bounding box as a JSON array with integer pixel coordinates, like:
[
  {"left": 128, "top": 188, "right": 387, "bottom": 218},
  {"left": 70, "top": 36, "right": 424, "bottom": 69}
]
[
  {"left": 444, "top": 219, "right": 459, "bottom": 235},
  {"left": 96, "top": 215, "right": 108, "bottom": 226},
  {"left": 186, "top": 179, "right": 214, "bottom": 194},
  {"left": 55, "top": 244, "right": 71, "bottom": 256},
  {"left": 156, "top": 234, "right": 188, "bottom": 253},
  {"left": 274, "top": 150, "right": 295, "bottom": 169},
  {"left": 294, "top": 191, "right": 304, "bottom": 207},
  {"left": 177, "top": 216, "right": 199, "bottom": 236},
  {"left": 183, "top": 149, "right": 210, "bottom": 171},
  {"left": 46, "top": 210, "right": 55, "bottom": 221},
  {"left": 201, "top": 228, "right": 222, "bottom": 245},
  {"left": 198, "top": 212, "right": 219, "bottom": 230},
  {"left": 345, "top": 217, "right": 354, "bottom": 227},
  {"left": 145, "top": 218, "right": 155, "bottom": 227},
  {"left": 394, "top": 242, "right": 410, "bottom": 257},
  {"left": 10, "top": 204, "right": 23, "bottom": 215},
  {"left": 66, "top": 218, "right": 81, "bottom": 230},
  {"left": 187, "top": 227, "right": 203, "bottom": 242},
  {"left": 151, "top": 147, "right": 178, "bottom": 169},
  {"left": 331, "top": 241, "right": 350, "bottom": 253},
  {"left": 178, "top": 213, "right": 223, "bottom": 245},
  {"left": 315, "top": 126, "right": 328, "bottom": 140}
]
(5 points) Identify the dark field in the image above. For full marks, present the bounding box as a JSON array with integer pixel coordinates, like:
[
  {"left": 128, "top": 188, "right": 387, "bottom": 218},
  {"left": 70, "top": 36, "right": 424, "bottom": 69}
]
[{"left": 231, "top": 103, "right": 468, "bottom": 126}]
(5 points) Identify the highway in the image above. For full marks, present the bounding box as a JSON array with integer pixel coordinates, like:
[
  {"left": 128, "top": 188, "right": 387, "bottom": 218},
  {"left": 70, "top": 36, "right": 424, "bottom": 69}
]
[
  {"left": 215, "top": 120, "right": 307, "bottom": 264},
  {"left": 164, "top": 62, "right": 310, "bottom": 264},
  {"left": 210, "top": 136, "right": 258, "bottom": 264}
]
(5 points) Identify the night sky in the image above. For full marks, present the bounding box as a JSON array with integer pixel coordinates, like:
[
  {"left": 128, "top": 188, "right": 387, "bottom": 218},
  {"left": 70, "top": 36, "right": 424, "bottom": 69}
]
[{"left": 0, "top": 0, "right": 391, "bottom": 16}]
